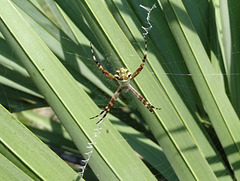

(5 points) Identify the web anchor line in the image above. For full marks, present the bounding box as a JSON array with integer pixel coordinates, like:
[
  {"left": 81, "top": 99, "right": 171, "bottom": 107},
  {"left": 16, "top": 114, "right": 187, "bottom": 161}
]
[{"left": 140, "top": 3, "right": 157, "bottom": 37}]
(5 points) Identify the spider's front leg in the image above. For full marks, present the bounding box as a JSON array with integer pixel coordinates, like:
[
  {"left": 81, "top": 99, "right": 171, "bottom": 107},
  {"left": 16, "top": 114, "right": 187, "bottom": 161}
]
[
  {"left": 90, "top": 43, "right": 116, "bottom": 80},
  {"left": 90, "top": 87, "right": 122, "bottom": 124},
  {"left": 131, "top": 36, "right": 147, "bottom": 80}
]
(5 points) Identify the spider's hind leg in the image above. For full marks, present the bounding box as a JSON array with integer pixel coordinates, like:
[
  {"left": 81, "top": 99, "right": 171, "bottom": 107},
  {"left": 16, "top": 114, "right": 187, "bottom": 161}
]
[
  {"left": 90, "top": 87, "right": 122, "bottom": 124},
  {"left": 129, "top": 85, "right": 160, "bottom": 113},
  {"left": 90, "top": 108, "right": 108, "bottom": 125}
]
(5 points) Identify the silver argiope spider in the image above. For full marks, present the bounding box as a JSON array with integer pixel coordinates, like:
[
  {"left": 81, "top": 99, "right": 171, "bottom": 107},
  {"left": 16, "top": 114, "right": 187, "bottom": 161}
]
[{"left": 90, "top": 37, "right": 160, "bottom": 124}]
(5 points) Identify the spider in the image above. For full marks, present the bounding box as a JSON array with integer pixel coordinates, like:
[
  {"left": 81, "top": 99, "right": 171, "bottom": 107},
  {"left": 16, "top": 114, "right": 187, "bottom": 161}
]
[{"left": 90, "top": 37, "right": 160, "bottom": 124}]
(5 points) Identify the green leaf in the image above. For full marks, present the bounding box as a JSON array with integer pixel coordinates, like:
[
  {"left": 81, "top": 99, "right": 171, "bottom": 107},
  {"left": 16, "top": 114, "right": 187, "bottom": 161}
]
[
  {"left": 0, "top": 105, "right": 78, "bottom": 180},
  {"left": 219, "top": 0, "right": 240, "bottom": 114},
  {"left": 0, "top": 153, "right": 33, "bottom": 181},
  {"left": 0, "top": 0, "right": 157, "bottom": 180},
  {"left": 161, "top": 0, "right": 240, "bottom": 179}
]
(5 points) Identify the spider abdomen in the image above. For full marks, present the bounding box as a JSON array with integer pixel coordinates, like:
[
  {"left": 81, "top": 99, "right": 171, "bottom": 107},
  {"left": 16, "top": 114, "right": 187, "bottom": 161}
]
[{"left": 121, "top": 85, "right": 130, "bottom": 92}]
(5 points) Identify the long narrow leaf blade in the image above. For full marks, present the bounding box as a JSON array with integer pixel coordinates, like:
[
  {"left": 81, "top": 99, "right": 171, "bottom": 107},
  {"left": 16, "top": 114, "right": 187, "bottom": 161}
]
[
  {"left": 0, "top": 0, "right": 157, "bottom": 180},
  {"left": 161, "top": 0, "right": 240, "bottom": 179},
  {"left": 0, "top": 105, "right": 78, "bottom": 180}
]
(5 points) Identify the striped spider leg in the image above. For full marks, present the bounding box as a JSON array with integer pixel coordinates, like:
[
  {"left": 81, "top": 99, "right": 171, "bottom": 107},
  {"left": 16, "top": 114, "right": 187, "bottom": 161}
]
[{"left": 90, "top": 37, "right": 160, "bottom": 124}]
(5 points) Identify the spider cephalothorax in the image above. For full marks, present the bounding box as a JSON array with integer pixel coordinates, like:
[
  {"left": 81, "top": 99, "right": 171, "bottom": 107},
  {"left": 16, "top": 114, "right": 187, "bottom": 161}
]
[
  {"left": 114, "top": 67, "right": 131, "bottom": 91},
  {"left": 90, "top": 37, "right": 160, "bottom": 124},
  {"left": 115, "top": 67, "right": 132, "bottom": 80}
]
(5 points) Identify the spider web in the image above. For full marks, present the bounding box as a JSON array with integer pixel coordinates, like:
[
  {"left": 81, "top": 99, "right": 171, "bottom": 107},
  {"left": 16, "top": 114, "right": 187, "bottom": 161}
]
[{"left": 1, "top": 0, "right": 239, "bottom": 180}]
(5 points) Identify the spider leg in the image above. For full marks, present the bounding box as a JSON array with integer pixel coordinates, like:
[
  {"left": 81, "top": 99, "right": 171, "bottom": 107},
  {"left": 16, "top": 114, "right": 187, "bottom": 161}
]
[
  {"left": 131, "top": 36, "right": 147, "bottom": 80},
  {"left": 90, "top": 87, "right": 122, "bottom": 124},
  {"left": 90, "top": 43, "right": 116, "bottom": 80},
  {"left": 129, "top": 85, "right": 160, "bottom": 112}
]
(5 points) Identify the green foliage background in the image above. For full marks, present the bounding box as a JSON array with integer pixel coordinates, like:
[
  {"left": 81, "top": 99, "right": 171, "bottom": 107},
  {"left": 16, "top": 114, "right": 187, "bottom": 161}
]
[{"left": 0, "top": 0, "right": 240, "bottom": 180}]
